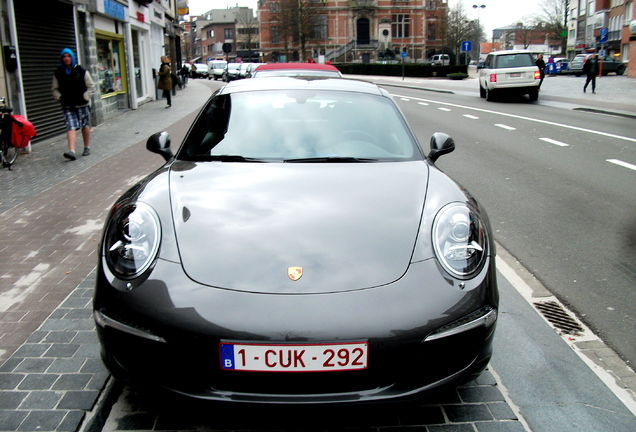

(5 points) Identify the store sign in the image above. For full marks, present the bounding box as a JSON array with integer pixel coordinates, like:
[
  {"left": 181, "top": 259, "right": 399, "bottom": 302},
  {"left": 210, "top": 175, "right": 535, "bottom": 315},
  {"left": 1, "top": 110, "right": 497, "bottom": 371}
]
[
  {"left": 102, "top": 0, "right": 126, "bottom": 21},
  {"left": 136, "top": 12, "right": 145, "bottom": 23}
]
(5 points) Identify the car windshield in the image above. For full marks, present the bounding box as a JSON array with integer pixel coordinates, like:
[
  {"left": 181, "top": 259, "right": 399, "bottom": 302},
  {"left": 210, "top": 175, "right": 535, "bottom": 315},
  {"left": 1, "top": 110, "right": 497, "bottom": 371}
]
[
  {"left": 178, "top": 88, "right": 421, "bottom": 162},
  {"left": 493, "top": 54, "right": 534, "bottom": 68}
]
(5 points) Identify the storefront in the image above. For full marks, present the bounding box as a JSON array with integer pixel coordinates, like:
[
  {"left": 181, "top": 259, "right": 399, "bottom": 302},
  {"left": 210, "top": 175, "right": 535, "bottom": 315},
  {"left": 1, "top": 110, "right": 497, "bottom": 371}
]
[{"left": 93, "top": 0, "right": 130, "bottom": 118}]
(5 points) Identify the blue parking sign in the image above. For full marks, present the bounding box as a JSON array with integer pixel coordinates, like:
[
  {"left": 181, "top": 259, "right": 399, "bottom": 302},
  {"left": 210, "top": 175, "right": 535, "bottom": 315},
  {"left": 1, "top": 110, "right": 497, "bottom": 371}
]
[{"left": 461, "top": 41, "right": 472, "bottom": 52}]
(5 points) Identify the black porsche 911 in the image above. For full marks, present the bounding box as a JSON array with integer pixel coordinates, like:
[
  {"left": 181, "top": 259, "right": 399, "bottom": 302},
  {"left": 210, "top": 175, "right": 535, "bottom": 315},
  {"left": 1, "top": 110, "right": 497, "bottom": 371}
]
[{"left": 94, "top": 77, "right": 498, "bottom": 403}]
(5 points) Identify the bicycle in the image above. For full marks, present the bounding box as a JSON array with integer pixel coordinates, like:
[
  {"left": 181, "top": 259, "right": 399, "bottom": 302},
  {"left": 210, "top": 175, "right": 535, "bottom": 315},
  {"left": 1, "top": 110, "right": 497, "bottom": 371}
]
[
  {"left": 0, "top": 97, "right": 18, "bottom": 169},
  {"left": 0, "top": 97, "right": 36, "bottom": 170}
]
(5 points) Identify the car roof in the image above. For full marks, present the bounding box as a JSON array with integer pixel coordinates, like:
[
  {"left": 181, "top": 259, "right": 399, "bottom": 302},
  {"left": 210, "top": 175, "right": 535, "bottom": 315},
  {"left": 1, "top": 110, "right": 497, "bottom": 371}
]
[
  {"left": 218, "top": 76, "right": 385, "bottom": 96},
  {"left": 487, "top": 50, "right": 533, "bottom": 56},
  {"left": 254, "top": 63, "right": 340, "bottom": 72}
]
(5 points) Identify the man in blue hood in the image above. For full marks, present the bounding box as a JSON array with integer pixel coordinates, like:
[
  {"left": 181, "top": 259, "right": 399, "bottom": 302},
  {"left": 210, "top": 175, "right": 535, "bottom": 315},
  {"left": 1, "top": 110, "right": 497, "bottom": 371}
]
[{"left": 52, "top": 48, "right": 96, "bottom": 160}]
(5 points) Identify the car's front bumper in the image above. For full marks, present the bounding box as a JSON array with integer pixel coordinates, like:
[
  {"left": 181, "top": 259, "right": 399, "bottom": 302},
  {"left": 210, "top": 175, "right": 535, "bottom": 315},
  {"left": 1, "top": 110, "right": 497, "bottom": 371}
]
[{"left": 94, "top": 256, "right": 498, "bottom": 404}]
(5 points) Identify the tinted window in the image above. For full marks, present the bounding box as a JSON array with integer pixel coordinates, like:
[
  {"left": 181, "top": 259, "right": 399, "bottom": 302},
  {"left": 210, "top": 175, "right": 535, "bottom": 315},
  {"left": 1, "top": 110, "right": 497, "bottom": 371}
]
[
  {"left": 179, "top": 90, "right": 421, "bottom": 161},
  {"left": 493, "top": 54, "right": 535, "bottom": 68}
]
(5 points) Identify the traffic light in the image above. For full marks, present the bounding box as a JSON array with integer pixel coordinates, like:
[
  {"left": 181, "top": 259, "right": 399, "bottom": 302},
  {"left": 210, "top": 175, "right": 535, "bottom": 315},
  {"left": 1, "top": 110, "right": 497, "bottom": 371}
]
[{"left": 402, "top": 44, "right": 406, "bottom": 53}]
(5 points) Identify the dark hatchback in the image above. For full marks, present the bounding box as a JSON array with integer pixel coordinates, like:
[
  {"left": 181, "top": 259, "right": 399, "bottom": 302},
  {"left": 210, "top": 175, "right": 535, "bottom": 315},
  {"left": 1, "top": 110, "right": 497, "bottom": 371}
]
[{"left": 94, "top": 77, "right": 498, "bottom": 404}]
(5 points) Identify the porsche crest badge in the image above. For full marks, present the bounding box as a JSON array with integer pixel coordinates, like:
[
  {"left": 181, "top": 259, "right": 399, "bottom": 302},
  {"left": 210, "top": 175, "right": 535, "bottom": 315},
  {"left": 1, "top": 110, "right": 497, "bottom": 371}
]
[{"left": 288, "top": 267, "right": 303, "bottom": 281}]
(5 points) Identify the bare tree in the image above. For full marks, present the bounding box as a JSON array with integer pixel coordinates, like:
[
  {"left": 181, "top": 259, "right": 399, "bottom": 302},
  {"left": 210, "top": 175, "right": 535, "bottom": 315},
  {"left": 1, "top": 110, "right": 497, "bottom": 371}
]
[
  {"left": 278, "top": 0, "right": 322, "bottom": 61},
  {"left": 444, "top": 0, "right": 481, "bottom": 63},
  {"left": 536, "top": 0, "right": 569, "bottom": 54},
  {"left": 235, "top": 8, "right": 259, "bottom": 62}
]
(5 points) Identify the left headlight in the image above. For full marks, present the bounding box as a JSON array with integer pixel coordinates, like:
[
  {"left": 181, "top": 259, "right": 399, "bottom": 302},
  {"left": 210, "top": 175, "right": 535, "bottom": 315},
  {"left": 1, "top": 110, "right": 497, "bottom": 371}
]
[
  {"left": 104, "top": 202, "right": 161, "bottom": 279},
  {"left": 432, "top": 202, "right": 488, "bottom": 279}
]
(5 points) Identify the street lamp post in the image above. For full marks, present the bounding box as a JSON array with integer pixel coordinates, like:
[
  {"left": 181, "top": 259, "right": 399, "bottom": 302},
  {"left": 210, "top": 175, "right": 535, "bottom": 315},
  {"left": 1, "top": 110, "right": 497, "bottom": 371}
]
[{"left": 473, "top": 4, "right": 485, "bottom": 61}]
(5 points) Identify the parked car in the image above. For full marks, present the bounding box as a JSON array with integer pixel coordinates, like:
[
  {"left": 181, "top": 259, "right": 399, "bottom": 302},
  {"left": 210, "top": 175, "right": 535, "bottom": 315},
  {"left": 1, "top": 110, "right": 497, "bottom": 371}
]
[
  {"left": 94, "top": 76, "right": 498, "bottom": 404},
  {"left": 478, "top": 50, "right": 541, "bottom": 101},
  {"left": 596, "top": 55, "right": 626, "bottom": 75},
  {"left": 429, "top": 54, "right": 450, "bottom": 65},
  {"left": 222, "top": 63, "right": 241, "bottom": 81},
  {"left": 190, "top": 63, "right": 209, "bottom": 79},
  {"left": 208, "top": 60, "right": 227, "bottom": 80},
  {"left": 237, "top": 62, "right": 252, "bottom": 79},
  {"left": 569, "top": 54, "right": 588, "bottom": 76},
  {"left": 570, "top": 54, "right": 625, "bottom": 76},
  {"left": 552, "top": 57, "right": 570, "bottom": 74},
  {"left": 251, "top": 63, "right": 342, "bottom": 78}
]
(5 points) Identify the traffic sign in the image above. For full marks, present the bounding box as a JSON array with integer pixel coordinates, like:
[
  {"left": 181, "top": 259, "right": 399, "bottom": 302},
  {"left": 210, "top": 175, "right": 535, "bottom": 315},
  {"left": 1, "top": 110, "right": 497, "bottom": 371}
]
[
  {"left": 599, "top": 27, "right": 608, "bottom": 44},
  {"left": 400, "top": 51, "right": 407, "bottom": 58},
  {"left": 461, "top": 41, "right": 472, "bottom": 52}
]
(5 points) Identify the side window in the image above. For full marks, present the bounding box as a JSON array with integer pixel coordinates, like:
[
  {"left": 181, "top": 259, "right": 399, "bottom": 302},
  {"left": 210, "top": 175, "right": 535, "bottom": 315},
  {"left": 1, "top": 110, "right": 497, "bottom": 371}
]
[{"left": 484, "top": 55, "right": 493, "bottom": 68}]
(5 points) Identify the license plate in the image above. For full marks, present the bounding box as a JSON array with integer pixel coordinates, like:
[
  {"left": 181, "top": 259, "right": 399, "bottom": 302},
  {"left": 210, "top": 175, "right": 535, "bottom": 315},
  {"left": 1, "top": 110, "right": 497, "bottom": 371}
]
[
  {"left": 220, "top": 342, "right": 369, "bottom": 372},
  {"left": 510, "top": 72, "right": 521, "bottom": 77}
]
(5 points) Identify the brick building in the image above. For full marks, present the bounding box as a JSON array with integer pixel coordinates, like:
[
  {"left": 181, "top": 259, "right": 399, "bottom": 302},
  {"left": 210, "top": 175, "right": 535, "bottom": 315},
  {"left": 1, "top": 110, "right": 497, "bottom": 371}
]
[{"left": 257, "top": 0, "right": 448, "bottom": 63}]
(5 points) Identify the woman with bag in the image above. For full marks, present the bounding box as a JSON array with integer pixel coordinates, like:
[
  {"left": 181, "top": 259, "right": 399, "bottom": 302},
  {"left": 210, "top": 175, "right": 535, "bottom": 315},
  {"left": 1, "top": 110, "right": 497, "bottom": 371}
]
[{"left": 157, "top": 56, "right": 172, "bottom": 108}]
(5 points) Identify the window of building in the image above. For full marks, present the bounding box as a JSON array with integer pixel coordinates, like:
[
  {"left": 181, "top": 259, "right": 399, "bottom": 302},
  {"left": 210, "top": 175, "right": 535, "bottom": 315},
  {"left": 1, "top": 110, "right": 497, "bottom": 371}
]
[
  {"left": 427, "top": 23, "right": 436, "bottom": 40},
  {"left": 426, "top": 1, "right": 437, "bottom": 10},
  {"left": 96, "top": 32, "right": 126, "bottom": 96},
  {"left": 626, "top": 1, "right": 633, "bottom": 22},
  {"left": 209, "top": 29, "right": 215, "bottom": 38},
  {"left": 225, "top": 28, "right": 233, "bottom": 39},
  {"left": 588, "top": 0, "right": 595, "bottom": 16},
  {"left": 269, "top": 1, "right": 280, "bottom": 13},
  {"left": 310, "top": 15, "right": 327, "bottom": 40},
  {"left": 271, "top": 26, "right": 279, "bottom": 43},
  {"left": 392, "top": 14, "right": 410, "bottom": 38}
]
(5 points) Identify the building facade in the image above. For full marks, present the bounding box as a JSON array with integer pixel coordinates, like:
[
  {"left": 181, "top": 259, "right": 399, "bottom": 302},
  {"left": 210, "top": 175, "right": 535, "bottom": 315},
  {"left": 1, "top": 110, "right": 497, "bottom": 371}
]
[
  {"left": 257, "top": 0, "right": 448, "bottom": 64},
  {"left": 0, "top": 0, "right": 184, "bottom": 143}
]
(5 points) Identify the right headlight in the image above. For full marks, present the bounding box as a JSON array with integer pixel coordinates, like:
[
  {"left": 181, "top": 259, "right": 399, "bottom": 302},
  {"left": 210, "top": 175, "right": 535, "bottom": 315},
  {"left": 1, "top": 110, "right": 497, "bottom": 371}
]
[
  {"left": 432, "top": 202, "right": 488, "bottom": 279},
  {"left": 103, "top": 202, "right": 161, "bottom": 279}
]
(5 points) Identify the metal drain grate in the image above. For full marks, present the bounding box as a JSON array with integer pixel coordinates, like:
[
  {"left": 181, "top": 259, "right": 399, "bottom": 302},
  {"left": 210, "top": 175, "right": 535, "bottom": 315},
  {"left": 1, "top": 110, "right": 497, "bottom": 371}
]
[{"left": 534, "top": 301, "right": 584, "bottom": 336}]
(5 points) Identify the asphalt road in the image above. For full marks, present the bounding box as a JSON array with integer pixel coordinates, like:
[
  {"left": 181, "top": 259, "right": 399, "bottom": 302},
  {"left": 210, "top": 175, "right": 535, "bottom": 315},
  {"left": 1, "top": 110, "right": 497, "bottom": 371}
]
[{"left": 386, "top": 85, "right": 636, "bottom": 369}]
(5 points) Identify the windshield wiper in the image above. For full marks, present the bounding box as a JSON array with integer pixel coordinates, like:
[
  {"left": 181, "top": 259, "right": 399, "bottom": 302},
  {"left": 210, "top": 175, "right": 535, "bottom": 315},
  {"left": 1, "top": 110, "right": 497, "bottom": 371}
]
[
  {"left": 202, "top": 155, "right": 263, "bottom": 162},
  {"left": 284, "top": 156, "right": 378, "bottom": 163}
]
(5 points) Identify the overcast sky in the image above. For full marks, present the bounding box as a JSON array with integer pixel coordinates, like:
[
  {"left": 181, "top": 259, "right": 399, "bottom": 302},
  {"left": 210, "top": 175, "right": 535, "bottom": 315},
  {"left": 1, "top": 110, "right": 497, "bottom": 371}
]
[{"left": 185, "top": 0, "right": 543, "bottom": 39}]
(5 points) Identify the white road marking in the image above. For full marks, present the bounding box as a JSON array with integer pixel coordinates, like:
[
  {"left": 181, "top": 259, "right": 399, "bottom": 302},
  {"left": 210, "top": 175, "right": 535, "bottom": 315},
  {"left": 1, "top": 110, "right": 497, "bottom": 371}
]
[
  {"left": 540, "top": 137, "right": 570, "bottom": 147},
  {"left": 438, "top": 107, "right": 451, "bottom": 112},
  {"left": 418, "top": 102, "right": 429, "bottom": 106},
  {"left": 607, "top": 159, "right": 636, "bottom": 171},
  {"left": 495, "top": 124, "right": 516, "bottom": 131},
  {"left": 401, "top": 98, "right": 410, "bottom": 101},
  {"left": 463, "top": 114, "right": 479, "bottom": 119},
  {"left": 392, "top": 93, "right": 636, "bottom": 143}
]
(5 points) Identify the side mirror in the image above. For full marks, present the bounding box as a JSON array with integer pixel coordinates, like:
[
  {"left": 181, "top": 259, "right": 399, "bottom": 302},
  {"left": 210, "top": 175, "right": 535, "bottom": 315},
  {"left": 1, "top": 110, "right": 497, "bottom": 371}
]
[
  {"left": 428, "top": 132, "right": 455, "bottom": 163},
  {"left": 146, "top": 131, "right": 174, "bottom": 162}
]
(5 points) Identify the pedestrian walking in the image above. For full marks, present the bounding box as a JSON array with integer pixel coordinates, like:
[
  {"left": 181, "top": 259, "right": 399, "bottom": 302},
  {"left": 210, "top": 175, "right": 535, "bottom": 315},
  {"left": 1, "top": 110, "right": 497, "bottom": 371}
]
[
  {"left": 547, "top": 55, "right": 556, "bottom": 76},
  {"left": 583, "top": 53, "right": 599, "bottom": 94},
  {"left": 157, "top": 56, "right": 172, "bottom": 108},
  {"left": 52, "top": 48, "right": 96, "bottom": 161},
  {"left": 536, "top": 54, "right": 546, "bottom": 90}
]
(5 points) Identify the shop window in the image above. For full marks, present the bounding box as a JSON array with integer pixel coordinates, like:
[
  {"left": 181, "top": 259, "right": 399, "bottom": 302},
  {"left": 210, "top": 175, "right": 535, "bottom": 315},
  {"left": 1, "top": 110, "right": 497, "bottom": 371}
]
[{"left": 97, "top": 35, "right": 126, "bottom": 96}]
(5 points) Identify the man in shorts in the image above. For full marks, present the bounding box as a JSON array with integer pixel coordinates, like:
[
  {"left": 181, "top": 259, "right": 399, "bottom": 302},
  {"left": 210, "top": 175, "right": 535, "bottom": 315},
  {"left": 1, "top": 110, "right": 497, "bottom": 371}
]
[{"left": 52, "top": 48, "right": 96, "bottom": 160}]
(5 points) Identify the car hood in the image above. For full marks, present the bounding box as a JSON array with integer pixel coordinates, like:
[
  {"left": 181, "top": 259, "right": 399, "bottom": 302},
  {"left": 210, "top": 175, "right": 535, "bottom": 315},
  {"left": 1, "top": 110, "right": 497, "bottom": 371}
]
[{"left": 168, "top": 161, "right": 429, "bottom": 294}]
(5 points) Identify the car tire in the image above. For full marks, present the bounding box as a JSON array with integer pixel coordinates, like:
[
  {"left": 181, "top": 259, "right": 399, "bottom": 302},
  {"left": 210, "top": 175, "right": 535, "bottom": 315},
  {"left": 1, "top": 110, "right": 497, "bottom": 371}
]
[
  {"left": 479, "top": 84, "right": 486, "bottom": 98},
  {"left": 486, "top": 87, "right": 495, "bottom": 102},
  {"left": 616, "top": 66, "right": 624, "bottom": 75},
  {"left": 528, "top": 89, "right": 538, "bottom": 102}
]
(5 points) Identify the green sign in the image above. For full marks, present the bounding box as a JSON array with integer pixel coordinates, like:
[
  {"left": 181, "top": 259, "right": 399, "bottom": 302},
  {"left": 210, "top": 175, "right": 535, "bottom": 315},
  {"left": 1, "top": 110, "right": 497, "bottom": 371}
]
[{"left": 560, "top": 31, "right": 567, "bottom": 37}]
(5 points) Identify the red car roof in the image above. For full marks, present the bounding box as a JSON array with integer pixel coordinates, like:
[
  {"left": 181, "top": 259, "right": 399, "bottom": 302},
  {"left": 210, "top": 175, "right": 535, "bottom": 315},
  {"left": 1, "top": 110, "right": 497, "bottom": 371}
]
[{"left": 254, "top": 63, "right": 339, "bottom": 71}]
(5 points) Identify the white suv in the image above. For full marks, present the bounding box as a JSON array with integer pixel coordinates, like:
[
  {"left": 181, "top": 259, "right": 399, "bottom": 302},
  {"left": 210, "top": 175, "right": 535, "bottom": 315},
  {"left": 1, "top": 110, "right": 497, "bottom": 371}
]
[{"left": 478, "top": 50, "right": 541, "bottom": 101}]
